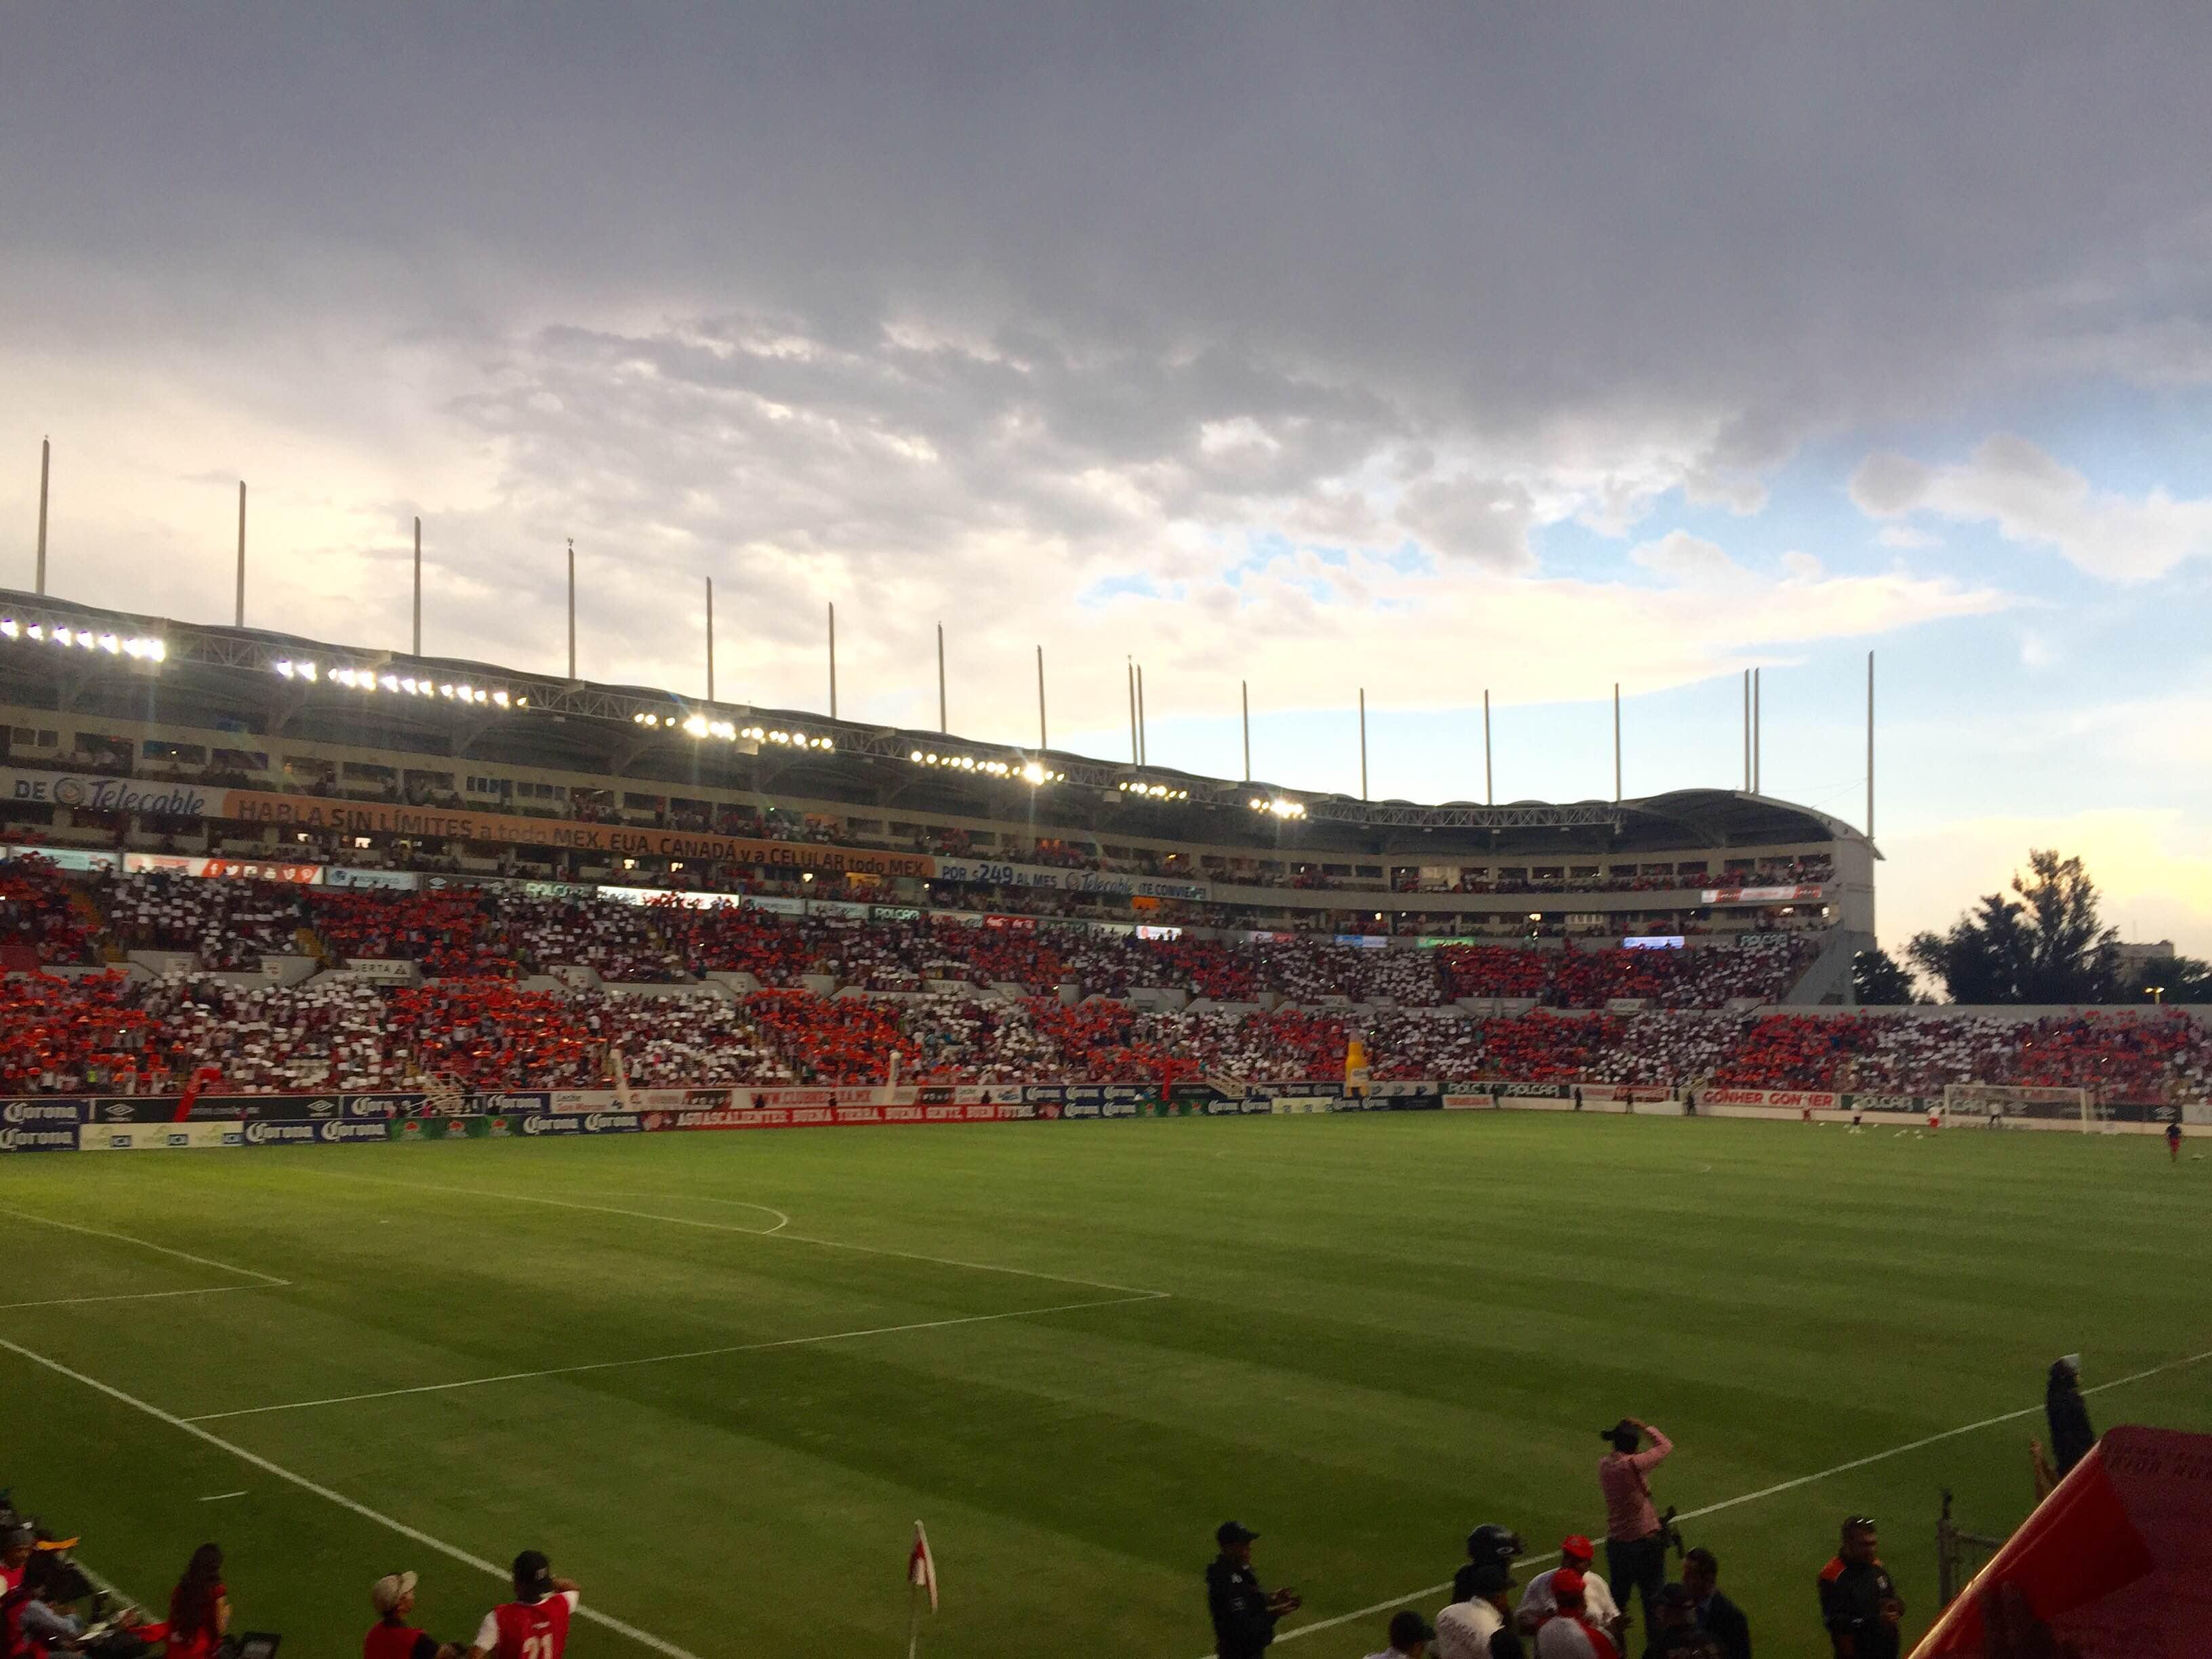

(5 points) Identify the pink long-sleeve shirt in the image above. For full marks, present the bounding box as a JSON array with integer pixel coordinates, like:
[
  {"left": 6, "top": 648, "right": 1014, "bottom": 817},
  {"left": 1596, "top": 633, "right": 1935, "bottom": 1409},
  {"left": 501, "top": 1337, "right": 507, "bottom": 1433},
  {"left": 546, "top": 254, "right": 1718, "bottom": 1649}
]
[{"left": 1597, "top": 1425, "right": 1673, "bottom": 1542}]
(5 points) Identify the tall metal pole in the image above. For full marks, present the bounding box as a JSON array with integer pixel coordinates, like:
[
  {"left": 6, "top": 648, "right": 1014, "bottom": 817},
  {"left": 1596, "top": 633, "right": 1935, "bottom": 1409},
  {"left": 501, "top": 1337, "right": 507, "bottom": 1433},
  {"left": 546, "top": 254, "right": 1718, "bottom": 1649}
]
[
  {"left": 1613, "top": 682, "right": 1622, "bottom": 802},
  {"left": 705, "top": 576, "right": 715, "bottom": 701},
  {"left": 1241, "top": 680, "right": 1251, "bottom": 781},
  {"left": 566, "top": 539, "right": 576, "bottom": 680},
  {"left": 1753, "top": 667, "right": 1761, "bottom": 794},
  {"left": 411, "top": 518, "right": 423, "bottom": 656},
  {"left": 827, "top": 601, "right": 838, "bottom": 718},
  {"left": 1036, "top": 644, "right": 1047, "bottom": 750},
  {"left": 1866, "top": 649, "right": 1875, "bottom": 838},
  {"left": 1742, "top": 669, "right": 1750, "bottom": 791},
  {"left": 35, "top": 439, "right": 50, "bottom": 596},
  {"left": 1358, "top": 687, "right": 1368, "bottom": 801},
  {"left": 234, "top": 481, "right": 247, "bottom": 628},
  {"left": 1483, "top": 689, "right": 1493, "bottom": 806},
  {"left": 936, "top": 623, "right": 947, "bottom": 733},
  {"left": 1127, "top": 659, "right": 1138, "bottom": 762},
  {"left": 1136, "top": 663, "right": 1147, "bottom": 764}
]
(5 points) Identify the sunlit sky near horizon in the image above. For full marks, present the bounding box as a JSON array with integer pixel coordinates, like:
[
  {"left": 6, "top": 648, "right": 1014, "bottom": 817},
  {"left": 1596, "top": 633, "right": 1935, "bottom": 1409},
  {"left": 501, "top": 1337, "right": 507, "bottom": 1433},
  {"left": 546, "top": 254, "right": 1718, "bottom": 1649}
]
[{"left": 5, "top": 7, "right": 2211, "bottom": 955}]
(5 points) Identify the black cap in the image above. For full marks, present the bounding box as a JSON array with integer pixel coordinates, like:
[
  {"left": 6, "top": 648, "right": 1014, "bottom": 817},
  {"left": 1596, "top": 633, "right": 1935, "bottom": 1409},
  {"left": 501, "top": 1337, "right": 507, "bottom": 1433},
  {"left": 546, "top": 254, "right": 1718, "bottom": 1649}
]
[
  {"left": 1601, "top": 1418, "right": 1639, "bottom": 1442},
  {"left": 1389, "top": 1610, "right": 1437, "bottom": 1648},
  {"left": 1660, "top": 1582, "right": 1694, "bottom": 1608},
  {"left": 1216, "top": 1521, "right": 1258, "bottom": 1547},
  {"left": 511, "top": 1550, "right": 553, "bottom": 1601},
  {"left": 1466, "top": 1524, "right": 1522, "bottom": 1563}
]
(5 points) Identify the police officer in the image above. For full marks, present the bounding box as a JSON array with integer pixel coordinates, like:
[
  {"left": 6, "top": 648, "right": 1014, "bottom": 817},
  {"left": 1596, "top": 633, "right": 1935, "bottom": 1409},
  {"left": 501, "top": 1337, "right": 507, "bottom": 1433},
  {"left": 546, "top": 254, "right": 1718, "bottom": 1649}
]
[
  {"left": 1818, "top": 1517, "right": 1903, "bottom": 1659},
  {"left": 1208, "top": 1521, "right": 1300, "bottom": 1658}
]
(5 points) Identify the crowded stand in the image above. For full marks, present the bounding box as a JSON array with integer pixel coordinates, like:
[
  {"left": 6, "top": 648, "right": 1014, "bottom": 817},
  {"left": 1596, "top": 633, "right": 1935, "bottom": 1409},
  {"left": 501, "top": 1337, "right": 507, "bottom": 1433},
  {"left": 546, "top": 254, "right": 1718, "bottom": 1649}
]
[
  {"left": 0, "top": 855, "right": 98, "bottom": 966},
  {"left": 106, "top": 869, "right": 310, "bottom": 971}
]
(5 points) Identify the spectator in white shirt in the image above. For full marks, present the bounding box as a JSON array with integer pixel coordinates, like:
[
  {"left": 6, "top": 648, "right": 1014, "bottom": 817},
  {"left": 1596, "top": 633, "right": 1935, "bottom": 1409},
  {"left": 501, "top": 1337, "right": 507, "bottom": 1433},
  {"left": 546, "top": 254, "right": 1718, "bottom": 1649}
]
[
  {"left": 1519, "top": 1536, "right": 1620, "bottom": 1633},
  {"left": 1435, "top": 1561, "right": 1523, "bottom": 1659},
  {"left": 1364, "top": 1609, "right": 1437, "bottom": 1659}
]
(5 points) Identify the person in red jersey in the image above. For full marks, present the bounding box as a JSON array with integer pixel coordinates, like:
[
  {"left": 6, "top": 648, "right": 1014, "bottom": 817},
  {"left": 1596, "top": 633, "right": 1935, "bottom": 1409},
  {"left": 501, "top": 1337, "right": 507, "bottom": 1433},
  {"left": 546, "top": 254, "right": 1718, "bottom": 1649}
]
[
  {"left": 0, "top": 1526, "right": 31, "bottom": 1597},
  {"left": 466, "top": 1552, "right": 579, "bottom": 1659},
  {"left": 1531, "top": 1570, "right": 1618, "bottom": 1659},
  {"left": 162, "top": 1544, "right": 228, "bottom": 1659},
  {"left": 366, "top": 1570, "right": 462, "bottom": 1659}
]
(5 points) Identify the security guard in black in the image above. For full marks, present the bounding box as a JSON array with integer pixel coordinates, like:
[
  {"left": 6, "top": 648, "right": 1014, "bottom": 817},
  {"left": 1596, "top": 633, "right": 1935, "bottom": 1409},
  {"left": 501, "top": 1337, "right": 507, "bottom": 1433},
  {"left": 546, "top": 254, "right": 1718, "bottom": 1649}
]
[
  {"left": 1208, "top": 1521, "right": 1299, "bottom": 1658},
  {"left": 1818, "top": 1517, "right": 1903, "bottom": 1659}
]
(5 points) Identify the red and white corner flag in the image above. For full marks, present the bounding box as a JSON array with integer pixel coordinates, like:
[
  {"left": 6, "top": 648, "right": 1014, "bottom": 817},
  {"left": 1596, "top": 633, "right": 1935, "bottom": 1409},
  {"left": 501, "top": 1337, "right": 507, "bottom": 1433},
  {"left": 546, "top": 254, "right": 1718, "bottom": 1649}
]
[{"left": 907, "top": 1521, "right": 939, "bottom": 1613}]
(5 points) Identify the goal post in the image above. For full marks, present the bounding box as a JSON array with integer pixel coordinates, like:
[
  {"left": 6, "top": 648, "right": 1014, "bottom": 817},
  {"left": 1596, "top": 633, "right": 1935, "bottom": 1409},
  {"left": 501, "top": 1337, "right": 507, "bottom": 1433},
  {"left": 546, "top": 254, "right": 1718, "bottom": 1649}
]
[{"left": 1942, "top": 1082, "right": 2095, "bottom": 1132}]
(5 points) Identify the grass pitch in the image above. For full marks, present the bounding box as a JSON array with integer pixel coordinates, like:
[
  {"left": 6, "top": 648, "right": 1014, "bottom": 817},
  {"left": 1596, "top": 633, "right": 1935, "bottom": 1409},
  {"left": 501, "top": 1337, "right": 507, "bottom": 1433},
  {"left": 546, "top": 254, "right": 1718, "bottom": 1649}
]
[{"left": 3, "top": 1115, "right": 2206, "bottom": 1658}]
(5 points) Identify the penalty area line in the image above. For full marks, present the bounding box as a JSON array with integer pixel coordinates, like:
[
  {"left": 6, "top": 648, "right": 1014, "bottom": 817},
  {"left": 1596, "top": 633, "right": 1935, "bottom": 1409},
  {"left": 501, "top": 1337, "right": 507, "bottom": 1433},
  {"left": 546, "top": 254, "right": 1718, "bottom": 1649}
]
[
  {"left": 1197, "top": 1339, "right": 2212, "bottom": 1656},
  {"left": 0, "top": 1332, "right": 705, "bottom": 1659},
  {"left": 184, "top": 1290, "right": 1171, "bottom": 1422},
  {"left": 0, "top": 1206, "right": 291, "bottom": 1289}
]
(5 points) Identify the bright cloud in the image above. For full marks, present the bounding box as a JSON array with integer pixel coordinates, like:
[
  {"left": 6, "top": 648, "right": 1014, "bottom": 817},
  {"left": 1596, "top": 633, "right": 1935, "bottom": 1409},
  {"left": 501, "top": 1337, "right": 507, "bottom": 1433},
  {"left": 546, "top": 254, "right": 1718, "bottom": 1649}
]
[{"left": 1850, "top": 435, "right": 2212, "bottom": 581}]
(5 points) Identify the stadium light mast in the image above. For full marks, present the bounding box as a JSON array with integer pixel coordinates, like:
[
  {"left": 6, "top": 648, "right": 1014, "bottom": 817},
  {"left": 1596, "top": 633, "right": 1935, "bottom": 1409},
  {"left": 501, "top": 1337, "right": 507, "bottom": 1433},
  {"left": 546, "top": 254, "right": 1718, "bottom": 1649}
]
[
  {"left": 1136, "top": 663, "right": 1148, "bottom": 764},
  {"left": 1742, "top": 669, "right": 1750, "bottom": 791},
  {"left": 1036, "top": 644, "right": 1048, "bottom": 749},
  {"left": 1126, "top": 659, "right": 1138, "bottom": 763},
  {"left": 705, "top": 576, "right": 715, "bottom": 701},
  {"left": 35, "top": 438, "right": 49, "bottom": 596},
  {"left": 827, "top": 601, "right": 838, "bottom": 718},
  {"left": 412, "top": 517, "right": 423, "bottom": 657},
  {"left": 1866, "top": 649, "right": 1875, "bottom": 838},
  {"left": 566, "top": 538, "right": 577, "bottom": 680},
  {"left": 1753, "top": 666, "right": 1762, "bottom": 794},
  {"left": 1484, "top": 688, "right": 1493, "bottom": 806},
  {"left": 1358, "top": 687, "right": 1368, "bottom": 801},
  {"left": 936, "top": 623, "right": 947, "bottom": 733},
  {"left": 1241, "top": 680, "right": 1250, "bottom": 782},
  {"left": 234, "top": 481, "right": 247, "bottom": 628},
  {"left": 1613, "top": 681, "right": 1622, "bottom": 802}
]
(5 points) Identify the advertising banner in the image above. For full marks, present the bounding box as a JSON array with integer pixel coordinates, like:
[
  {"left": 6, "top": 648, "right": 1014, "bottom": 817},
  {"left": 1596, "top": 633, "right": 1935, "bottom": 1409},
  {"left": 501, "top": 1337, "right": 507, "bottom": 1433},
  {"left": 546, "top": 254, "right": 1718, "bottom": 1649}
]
[
  {"left": 928, "top": 856, "right": 1209, "bottom": 902},
  {"left": 467, "top": 1091, "right": 552, "bottom": 1115},
  {"left": 216, "top": 787, "right": 937, "bottom": 876},
  {"left": 1698, "top": 884, "right": 1824, "bottom": 905},
  {"left": 0, "top": 769, "right": 218, "bottom": 818},
  {"left": 1, "top": 1098, "right": 85, "bottom": 1128},
  {"left": 0, "top": 1119, "right": 81, "bottom": 1159},
  {"left": 123, "top": 852, "right": 326, "bottom": 884},
  {"left": 1700, "top": 1087, "right": 1839, "bottom": 1111},
  {"left": 321, "top": 867, "right": 422, "bottom": 891},
  {"left": 79, "top": 1120, "right": 241, "bottom": 1151},
  {"left": 335, "top": 960, "right": 419, "bottom": 983},
  {"left": 5, "top": 844, "right": 119, "bottom": 873},
  {"left": 240, "top": 1118, "right": 394, "bottom": 1146}
]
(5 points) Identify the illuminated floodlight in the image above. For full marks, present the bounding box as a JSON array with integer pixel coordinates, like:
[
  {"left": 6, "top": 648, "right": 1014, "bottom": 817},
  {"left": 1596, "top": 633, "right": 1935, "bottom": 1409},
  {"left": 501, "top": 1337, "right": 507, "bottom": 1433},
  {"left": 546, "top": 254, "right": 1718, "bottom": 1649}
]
[
  {"left": 276, "top": 660, "right": 295, "bottom": 678},
  {"left": 682, "top": 715, "right": 708, "bottom": 737},
  {"left": 0, "top": 620, "right": 16, "bottom": 639},
  {"left": 492, "top": 691, "right": 510, "bottom": 708},
  {"left": 98, "top": 634, "right": 119, "bottom": 654},
  {"left": 24, "top": 625, "right": 43, "bottom": 641},
  {"left": 75, "top": 630, "right": 95, "bottom": 649},
  {"left": 400, "top": 677, "right": 419, "bottom": 694},
  {"left": 380, "top": 674, "right": 400, "bottom": 692}
]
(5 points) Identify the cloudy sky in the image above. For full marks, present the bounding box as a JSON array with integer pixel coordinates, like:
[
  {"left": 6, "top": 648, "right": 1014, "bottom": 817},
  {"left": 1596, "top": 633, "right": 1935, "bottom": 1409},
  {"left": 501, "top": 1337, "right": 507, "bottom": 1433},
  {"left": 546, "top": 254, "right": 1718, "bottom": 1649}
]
[{"left": 5, "top": 6, "right": 2211, "bottom": 954}]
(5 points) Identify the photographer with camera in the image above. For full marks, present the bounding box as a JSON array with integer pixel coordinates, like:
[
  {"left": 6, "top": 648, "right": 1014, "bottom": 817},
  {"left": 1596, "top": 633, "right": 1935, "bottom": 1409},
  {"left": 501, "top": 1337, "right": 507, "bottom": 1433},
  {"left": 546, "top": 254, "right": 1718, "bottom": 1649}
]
[
  {"left": 2, "top": 1548, "right": 152, "bottom": 1657},
  {"left": 1596, "top": 1418, "right": 1674, "bottom": 1634}
]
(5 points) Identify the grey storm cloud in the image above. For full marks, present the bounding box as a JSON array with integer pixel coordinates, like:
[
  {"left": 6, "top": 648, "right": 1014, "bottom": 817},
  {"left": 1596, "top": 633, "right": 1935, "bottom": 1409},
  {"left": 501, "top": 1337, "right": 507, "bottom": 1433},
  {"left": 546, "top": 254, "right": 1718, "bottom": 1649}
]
[{"left": 0, "top": 3, "right": 2201, "bottom": 718}]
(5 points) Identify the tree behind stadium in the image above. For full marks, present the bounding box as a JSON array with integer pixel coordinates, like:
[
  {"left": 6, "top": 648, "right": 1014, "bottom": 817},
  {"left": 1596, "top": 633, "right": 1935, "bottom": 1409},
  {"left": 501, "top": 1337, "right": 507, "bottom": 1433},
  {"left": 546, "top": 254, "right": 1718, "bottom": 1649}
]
[{"left": 1907, "top": 849, "right": 2121, "bottom": 1004}]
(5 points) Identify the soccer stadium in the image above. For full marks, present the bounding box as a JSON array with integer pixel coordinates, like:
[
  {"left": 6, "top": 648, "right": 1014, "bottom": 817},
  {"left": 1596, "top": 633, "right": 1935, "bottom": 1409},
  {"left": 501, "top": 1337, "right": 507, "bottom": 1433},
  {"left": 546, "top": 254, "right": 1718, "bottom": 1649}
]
[
  {"left": 1, "top": 583, "right": 2207, "bottom": 1659},
  {"left": 9, "top": 14, "right": 2212, "bottom": 1659}
]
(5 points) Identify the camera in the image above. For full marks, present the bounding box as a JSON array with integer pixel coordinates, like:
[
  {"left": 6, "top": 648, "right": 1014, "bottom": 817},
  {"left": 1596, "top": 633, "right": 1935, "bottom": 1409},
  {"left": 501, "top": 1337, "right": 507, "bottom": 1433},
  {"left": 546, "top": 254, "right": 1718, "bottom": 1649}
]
[{"left": 1656, "top": 1505, "right": 1686, "bottom": 1557}]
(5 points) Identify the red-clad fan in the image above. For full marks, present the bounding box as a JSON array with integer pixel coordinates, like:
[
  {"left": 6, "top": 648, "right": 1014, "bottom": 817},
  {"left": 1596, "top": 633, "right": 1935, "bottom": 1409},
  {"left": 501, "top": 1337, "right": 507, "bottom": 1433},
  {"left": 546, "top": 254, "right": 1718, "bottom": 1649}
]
[
  {"left": 161, "top": 1544, "right": 229, "bottom": 1659},
  {"left": 466, "top": 1552, "right": 579, "bottom": 1659}
]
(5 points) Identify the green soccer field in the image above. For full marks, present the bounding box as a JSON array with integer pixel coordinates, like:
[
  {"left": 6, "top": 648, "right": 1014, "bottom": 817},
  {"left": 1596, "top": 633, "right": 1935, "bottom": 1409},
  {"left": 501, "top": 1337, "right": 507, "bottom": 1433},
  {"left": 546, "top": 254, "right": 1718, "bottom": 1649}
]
[{"left": 3, "top": 1115, "right": 2206, "bottom": 1658}]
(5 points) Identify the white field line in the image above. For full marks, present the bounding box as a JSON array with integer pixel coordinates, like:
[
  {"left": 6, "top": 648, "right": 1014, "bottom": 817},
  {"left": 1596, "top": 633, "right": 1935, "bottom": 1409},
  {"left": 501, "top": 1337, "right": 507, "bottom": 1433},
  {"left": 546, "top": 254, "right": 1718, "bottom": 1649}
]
[
  {"left": 0, "top": 1205, "right": 291, "bottom": 1288},
  {"left": 182, "top": 1290, "right": 1170, "bottom": 1422},
  {"left": 1199, "top": 1341, "right": 2212, "bottom": 1656},
  {"left": 595, "top": 1192, "right": 792, "bottom": 1233},
  {"left": 0, "top": 1332, "right": 705, "bottom": 1659},
  {"left": 0, "top": 1286, "right": 269, "bottom": 1313},
  {"left": 312, "top": 1168, "right": 1170, "bottom": 1298}
]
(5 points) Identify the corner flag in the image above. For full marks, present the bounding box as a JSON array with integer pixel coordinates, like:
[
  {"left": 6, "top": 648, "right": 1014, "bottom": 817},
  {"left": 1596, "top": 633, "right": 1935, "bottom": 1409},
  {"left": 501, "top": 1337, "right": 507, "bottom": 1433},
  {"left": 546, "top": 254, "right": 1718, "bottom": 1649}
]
[{"left": 907, "top": 1521, "right": 939, "bottom": 1613}]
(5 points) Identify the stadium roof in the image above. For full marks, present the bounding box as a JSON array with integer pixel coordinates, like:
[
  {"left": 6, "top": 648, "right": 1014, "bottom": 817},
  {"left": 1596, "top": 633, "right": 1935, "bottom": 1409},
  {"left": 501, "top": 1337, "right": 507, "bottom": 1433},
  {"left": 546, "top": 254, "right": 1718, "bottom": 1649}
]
[{"left": 0, "top": 590, "right": 1872, "bottom": 860}]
